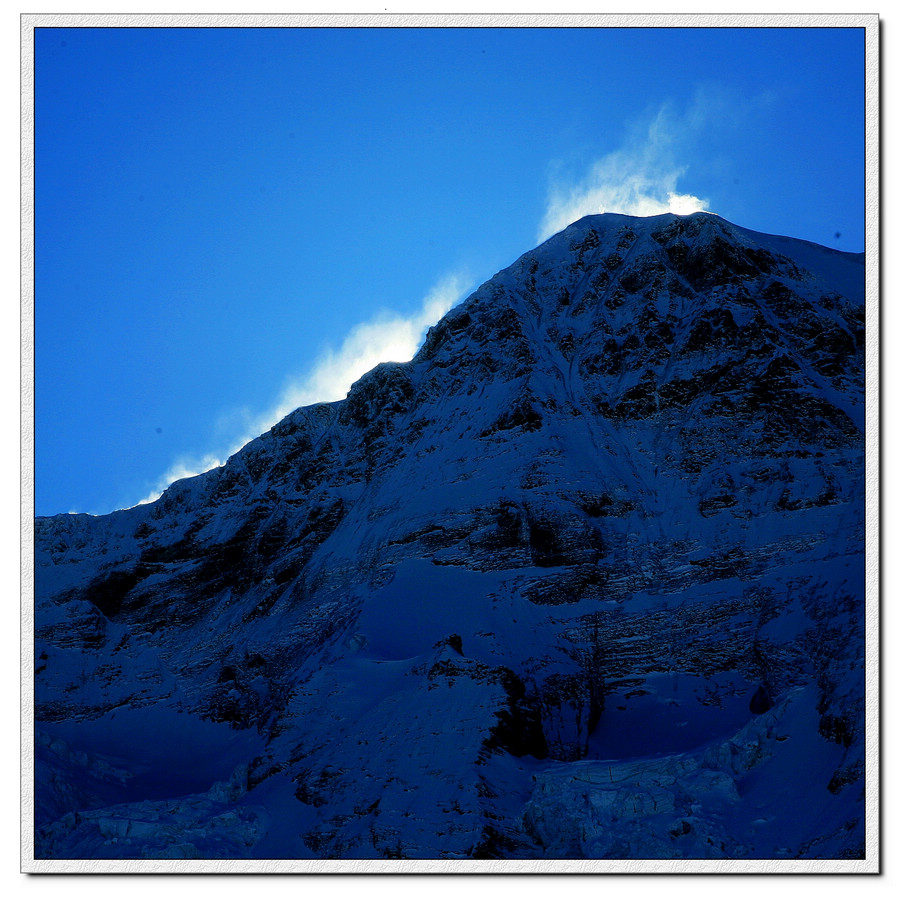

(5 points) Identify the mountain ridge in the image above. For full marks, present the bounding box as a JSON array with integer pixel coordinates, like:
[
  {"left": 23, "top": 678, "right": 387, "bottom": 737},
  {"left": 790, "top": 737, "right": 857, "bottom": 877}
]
[{"left": 36, "top": 211, "right": 863, "bottom": 522}]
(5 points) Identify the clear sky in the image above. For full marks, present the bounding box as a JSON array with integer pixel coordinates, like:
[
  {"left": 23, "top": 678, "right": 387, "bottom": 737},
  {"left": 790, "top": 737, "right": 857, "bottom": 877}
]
[{"left": 33, "top": 23, "right": 868, "bottom": 516}]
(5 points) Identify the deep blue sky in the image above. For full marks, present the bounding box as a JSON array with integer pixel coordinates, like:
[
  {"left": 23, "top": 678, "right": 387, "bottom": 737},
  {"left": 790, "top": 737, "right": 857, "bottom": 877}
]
[{"left": 34, "top": 25, "right": 867, "bottom": 515}]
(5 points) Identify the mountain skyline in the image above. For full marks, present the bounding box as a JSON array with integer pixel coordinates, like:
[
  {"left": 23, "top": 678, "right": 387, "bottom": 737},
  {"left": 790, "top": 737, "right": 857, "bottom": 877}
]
[{"left": 31, "top": 22, "right": 869, "bottom": 517}]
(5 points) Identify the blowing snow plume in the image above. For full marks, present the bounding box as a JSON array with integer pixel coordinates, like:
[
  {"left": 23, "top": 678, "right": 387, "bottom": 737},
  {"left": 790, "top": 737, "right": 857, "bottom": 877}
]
[
  {"left": 538, "top": 102, "right": 710, "bottom": 242},
  {"left": 135, "top": 272, "right": 469, "bottom": 507},
  {"left": 272, "top": 271, "right": 469, "bottom": 415}
]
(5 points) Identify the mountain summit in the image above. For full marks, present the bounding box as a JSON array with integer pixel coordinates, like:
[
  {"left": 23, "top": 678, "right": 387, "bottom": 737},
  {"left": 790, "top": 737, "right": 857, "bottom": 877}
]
[{"left": 33, "top": 212, "right": 866, "bottom": 861}]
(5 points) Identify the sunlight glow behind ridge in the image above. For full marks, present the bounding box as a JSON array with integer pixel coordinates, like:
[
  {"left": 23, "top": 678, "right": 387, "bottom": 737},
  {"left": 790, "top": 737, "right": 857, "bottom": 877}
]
[
  {"left": 134, "top": 273, "right": 470, "bottom": 508},
  {"left": 538, "top": 103, "right": 711, "bottom": 242}
]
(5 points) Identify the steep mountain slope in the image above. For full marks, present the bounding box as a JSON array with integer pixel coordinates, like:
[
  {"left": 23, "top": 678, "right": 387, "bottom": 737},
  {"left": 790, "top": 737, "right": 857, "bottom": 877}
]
[{"left": 33, "top": 212, "right": 867, "bottom": 861}]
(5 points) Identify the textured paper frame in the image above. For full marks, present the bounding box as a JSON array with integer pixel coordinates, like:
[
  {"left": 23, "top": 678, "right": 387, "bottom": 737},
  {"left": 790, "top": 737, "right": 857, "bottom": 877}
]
[{"left": 20, "top": 11, "right": 881, "bottom": 876}]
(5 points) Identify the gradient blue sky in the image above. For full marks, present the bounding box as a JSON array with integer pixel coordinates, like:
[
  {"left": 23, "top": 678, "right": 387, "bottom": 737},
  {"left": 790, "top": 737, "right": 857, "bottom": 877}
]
[{"left": 34, "top": 23, "right": 868, "bottom": 516}]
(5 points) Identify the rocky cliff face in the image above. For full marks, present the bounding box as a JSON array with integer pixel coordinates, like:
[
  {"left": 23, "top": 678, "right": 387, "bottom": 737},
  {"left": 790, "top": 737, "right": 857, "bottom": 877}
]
[{"left": 33, "top": 212, "right": 866, "bottom": 861}]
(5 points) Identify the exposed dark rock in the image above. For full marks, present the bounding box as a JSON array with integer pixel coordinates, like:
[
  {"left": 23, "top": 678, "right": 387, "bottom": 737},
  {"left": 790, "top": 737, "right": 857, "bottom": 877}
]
[
  {"left": 82, "top": 566, "right": 150, "bottom": 620},
  {"left": 484, "top": 668, "right": 548, "bottom": 760},
  {"left": 749, "top": 684, "right": 773, "bottom": 714}
]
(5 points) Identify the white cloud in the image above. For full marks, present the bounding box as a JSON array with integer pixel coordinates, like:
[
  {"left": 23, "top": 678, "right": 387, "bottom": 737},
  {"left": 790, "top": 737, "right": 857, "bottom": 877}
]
[
  {"left": 271, "top": 271, "right": 468, "bottom": 416},
  {"left": 537, "top": 103, "right": 711, "bottom": 242},
  {"left": 133, "top": 272, "right": 470, "bottom": 507},
  {"left": 133, "top": 453, "right": 227, "bottom": 508}
]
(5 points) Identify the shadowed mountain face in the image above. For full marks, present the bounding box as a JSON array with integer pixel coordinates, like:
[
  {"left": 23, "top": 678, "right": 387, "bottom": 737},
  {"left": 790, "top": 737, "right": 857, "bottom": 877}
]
[{"left": 34, "top": 212, "right": 866, "bottom": 861}]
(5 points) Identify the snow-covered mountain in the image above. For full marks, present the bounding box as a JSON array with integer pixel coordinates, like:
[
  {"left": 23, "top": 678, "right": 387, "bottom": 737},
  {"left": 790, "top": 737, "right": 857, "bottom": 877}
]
[{"left": 32, "top": 212, "right": 867, "bottom": 863}]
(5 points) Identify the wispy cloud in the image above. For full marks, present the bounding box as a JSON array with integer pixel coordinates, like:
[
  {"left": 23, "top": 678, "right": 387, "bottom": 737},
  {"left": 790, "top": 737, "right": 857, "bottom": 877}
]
[
  {"left": 134, "top": 453, "right": 226, "bottom": 508},
  {"left": 538, "top": 101, "right": 712, "bottom": 243},
  {"left": 269, "top": 272, "right": 468, "bottom": 417},
  {"left": 134, "top": 272, "right": 470, "bottom": 507}
]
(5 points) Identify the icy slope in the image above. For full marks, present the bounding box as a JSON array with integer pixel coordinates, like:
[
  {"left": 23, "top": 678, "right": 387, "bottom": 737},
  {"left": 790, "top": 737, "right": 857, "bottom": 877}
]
[{"left": 33, "top": 212, "right": 866, "bottom": 860}]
